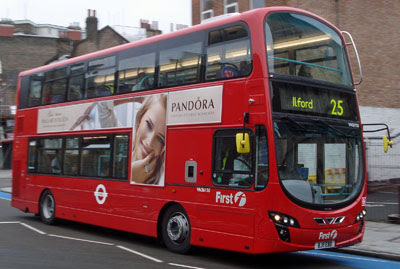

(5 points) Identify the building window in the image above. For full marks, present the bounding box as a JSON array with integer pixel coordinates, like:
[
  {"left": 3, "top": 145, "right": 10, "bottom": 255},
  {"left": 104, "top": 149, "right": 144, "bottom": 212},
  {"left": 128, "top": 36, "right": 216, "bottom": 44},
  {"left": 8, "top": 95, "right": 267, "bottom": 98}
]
[
  {"left": 225, "top": 0, "right": 238, "bottom": 14},
  {"left": 250, "top": 0, "right": 265, "bottom": 9},
  {"left": 201, "top": 0, "right": 214, "bottom": 21}
]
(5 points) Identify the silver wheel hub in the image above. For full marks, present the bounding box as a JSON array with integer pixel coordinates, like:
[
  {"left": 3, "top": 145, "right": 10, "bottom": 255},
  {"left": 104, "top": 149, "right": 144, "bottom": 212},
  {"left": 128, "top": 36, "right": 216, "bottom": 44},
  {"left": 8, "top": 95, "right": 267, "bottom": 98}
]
[
  {"left": 167, "top": 213, "right": 189, "bottom": 243},
  {"left": 43, "top": 195, "right": 54, "bottom": 219}
]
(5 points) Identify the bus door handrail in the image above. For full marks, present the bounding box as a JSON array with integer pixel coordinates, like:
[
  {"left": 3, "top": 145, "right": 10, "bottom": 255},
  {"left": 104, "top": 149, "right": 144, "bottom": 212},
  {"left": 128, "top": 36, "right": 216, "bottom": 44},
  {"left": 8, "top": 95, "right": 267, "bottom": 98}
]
[{"left": 342, "top": 31, "right": 363, "bottom": 86}]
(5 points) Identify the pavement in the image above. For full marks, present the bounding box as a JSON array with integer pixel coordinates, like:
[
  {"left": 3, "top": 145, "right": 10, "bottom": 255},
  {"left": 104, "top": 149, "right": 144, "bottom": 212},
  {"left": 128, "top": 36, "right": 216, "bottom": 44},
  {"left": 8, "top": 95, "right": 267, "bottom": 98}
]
[
  {"left": 0, "top": 169, "right": 399, "bottom": 261},
  {"left": 0, "top": 169, "right": 12, "bottom": 193}
]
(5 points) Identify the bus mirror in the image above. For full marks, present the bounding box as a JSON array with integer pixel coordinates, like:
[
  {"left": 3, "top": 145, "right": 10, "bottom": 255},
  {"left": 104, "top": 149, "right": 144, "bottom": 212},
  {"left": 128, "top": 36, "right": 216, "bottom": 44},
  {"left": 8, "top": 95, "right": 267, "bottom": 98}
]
[
  {"left": 383, "top": 135, "right": 393, "bottom": 153},
  {"left": 362, "top": 123, "right": 393, "bottom": 153},
  {"left": 236, "top": 133, "right": 250, "bottom": 153}
]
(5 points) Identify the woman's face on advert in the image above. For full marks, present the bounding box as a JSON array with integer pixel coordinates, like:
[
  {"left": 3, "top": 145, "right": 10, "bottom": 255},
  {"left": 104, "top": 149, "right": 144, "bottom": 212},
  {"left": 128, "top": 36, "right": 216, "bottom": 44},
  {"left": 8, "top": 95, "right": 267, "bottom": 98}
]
[{"left": 133, "top": 100, "right": 166, "bottom": 161}]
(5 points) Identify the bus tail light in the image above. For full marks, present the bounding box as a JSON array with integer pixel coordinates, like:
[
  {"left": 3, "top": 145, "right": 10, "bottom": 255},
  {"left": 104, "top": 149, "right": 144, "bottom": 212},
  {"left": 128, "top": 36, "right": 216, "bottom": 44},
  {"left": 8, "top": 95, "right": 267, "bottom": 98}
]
[{"left": 269, "top": 211, "right": 300, "bottom": 242}]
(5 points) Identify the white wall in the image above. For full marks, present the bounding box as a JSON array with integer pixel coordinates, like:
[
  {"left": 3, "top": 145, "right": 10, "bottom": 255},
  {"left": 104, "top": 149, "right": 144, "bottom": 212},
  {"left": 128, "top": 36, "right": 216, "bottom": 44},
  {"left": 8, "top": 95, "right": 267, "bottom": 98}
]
[{"left": 360, "top": 106, "right": 400, "bottom": 182}]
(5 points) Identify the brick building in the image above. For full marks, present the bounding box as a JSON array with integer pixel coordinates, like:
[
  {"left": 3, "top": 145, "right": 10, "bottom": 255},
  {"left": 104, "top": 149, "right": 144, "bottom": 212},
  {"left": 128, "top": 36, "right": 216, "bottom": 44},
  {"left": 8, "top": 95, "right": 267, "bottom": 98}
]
[
  {"left": 0, "top": 9, "right": 161, "bottom": 168},
  {"left": 192, "top": 0, "right": 400, "bottom": 181},
  {"left": 193, "top": 0, "right": 400, "bottom": 108},
  {"left": 71, "top": 10, "right": 129, "bottom": 57},
  {"left": 0, "top": 30, "right": 74, "bottom": 168},
  {"left": 72, "top": 10, "right": 162, "bottom": 57}
]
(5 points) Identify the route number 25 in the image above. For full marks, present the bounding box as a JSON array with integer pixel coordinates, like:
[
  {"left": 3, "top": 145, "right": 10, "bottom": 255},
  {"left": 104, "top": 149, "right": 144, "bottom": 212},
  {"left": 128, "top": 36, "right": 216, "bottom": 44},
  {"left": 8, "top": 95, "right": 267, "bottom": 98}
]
[{"left": 330, "top": 99, "right": 343, "bottom": 116}]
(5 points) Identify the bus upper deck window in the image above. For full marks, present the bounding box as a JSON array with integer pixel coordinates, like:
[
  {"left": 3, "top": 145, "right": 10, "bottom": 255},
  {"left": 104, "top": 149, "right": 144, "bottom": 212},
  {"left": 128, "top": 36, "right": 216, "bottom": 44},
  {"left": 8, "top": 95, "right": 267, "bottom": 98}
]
[
  {"left": 68, "top": 63, "right": 86, "bottom": 101},
  {"left": 158, "top": 41, "right": 202, "bottom": 88},
  {"left": 41, "top": 68, "right": 68, "bottom": 105},
  {"left": 86, "top": 56, "right": 116, "bottom": 98},
  {"left": 206, "top": 25, "right": 252, "bottom": 81},
  {"left": 28, "top": 73, "right": 44, "bottom": 107},
  {"left": 265, "top": 12, "right": 352, "bottom": 87},
  {"left": 118, "top": 52, "right": 156, "bottom": 93}
]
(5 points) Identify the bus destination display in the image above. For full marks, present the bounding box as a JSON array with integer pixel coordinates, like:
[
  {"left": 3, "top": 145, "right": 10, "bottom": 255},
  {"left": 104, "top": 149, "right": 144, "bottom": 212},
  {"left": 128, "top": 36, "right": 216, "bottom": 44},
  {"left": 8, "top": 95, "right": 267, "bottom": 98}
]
[{"left": 272, "top": 81, "right": 358, "bottom": 121}]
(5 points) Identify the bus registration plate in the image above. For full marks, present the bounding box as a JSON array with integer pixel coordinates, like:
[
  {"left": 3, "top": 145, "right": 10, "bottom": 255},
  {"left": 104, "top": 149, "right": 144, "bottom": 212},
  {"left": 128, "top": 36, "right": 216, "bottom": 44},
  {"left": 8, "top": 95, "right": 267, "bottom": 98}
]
[{"left": 315, "top": 241, "right": 335, "bottom": 249}]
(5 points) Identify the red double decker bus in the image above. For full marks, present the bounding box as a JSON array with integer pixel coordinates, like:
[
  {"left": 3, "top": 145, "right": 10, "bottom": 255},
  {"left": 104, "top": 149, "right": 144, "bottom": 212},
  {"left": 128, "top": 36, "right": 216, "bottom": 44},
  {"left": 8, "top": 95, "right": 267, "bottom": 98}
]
[{"left": 12, "top": 7, "right": 367, "bottom": 254}]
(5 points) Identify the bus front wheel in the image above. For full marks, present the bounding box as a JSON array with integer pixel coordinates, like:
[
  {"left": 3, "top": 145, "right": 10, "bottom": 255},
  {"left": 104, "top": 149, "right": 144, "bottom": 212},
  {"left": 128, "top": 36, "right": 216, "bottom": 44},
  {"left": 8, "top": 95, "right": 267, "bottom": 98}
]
[
  {"left": 161, "top": 205, "right": 191, "bottom": 254},
  {"left": 39, "top": 190, "right": 56, "bottom": 225}
]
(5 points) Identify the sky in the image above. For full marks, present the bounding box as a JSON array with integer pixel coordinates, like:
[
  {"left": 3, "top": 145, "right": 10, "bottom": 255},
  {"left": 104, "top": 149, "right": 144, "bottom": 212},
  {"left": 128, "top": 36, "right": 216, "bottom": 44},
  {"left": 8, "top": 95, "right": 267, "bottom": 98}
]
[{"left": 0, "top": 0, "right": 192, "bottom": 33}]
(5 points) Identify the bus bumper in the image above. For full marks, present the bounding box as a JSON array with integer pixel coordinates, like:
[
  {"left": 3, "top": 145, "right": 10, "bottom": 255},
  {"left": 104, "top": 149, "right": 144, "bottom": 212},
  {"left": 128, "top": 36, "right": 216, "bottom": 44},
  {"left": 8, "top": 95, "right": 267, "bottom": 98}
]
[{"left": 254, "top": 220, "right": 365, "bottom": 254}]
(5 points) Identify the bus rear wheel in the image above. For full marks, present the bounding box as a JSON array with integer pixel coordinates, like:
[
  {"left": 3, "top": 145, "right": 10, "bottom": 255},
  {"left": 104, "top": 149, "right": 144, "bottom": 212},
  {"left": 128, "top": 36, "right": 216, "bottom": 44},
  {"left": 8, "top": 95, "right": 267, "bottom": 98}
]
[
  {"left": 39, "top": 190, "right": 56, "bottom": 225},
  {"left": 161, "top": 205, "right": 191, "bottom": 254}
]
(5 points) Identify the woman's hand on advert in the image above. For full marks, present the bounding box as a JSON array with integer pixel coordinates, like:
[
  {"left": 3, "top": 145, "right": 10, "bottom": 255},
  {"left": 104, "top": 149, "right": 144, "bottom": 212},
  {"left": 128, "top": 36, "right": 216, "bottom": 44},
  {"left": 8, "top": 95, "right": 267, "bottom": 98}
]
[
  {"left": 69, "top": 103, "right": 96, "bottom": 130},
  {"left": 131, "top": 152, "right": 156, "bottom": 183}
]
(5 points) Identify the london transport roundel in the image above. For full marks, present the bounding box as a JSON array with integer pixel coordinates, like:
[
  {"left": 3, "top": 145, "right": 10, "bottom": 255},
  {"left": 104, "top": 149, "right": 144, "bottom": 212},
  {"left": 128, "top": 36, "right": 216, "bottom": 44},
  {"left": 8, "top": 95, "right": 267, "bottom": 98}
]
[{"left": 94, "top": 184, "right": 108, "bottom": 205}]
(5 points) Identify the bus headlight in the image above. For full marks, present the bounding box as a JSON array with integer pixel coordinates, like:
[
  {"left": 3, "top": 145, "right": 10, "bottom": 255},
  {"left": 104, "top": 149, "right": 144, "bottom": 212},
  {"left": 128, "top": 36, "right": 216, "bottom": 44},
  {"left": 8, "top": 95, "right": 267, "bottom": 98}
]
[
  {"left": 354, "top": 209, "right": 366, "bottom": 234},
  {"left": 269, "top": 211, "right": 300, "bottom": 228},
  {"left": 355, "top": 209, "right": 367, "bottom": 223},
  {"left": 269, "top": 211, "right": 300, "bottom": 243}
]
